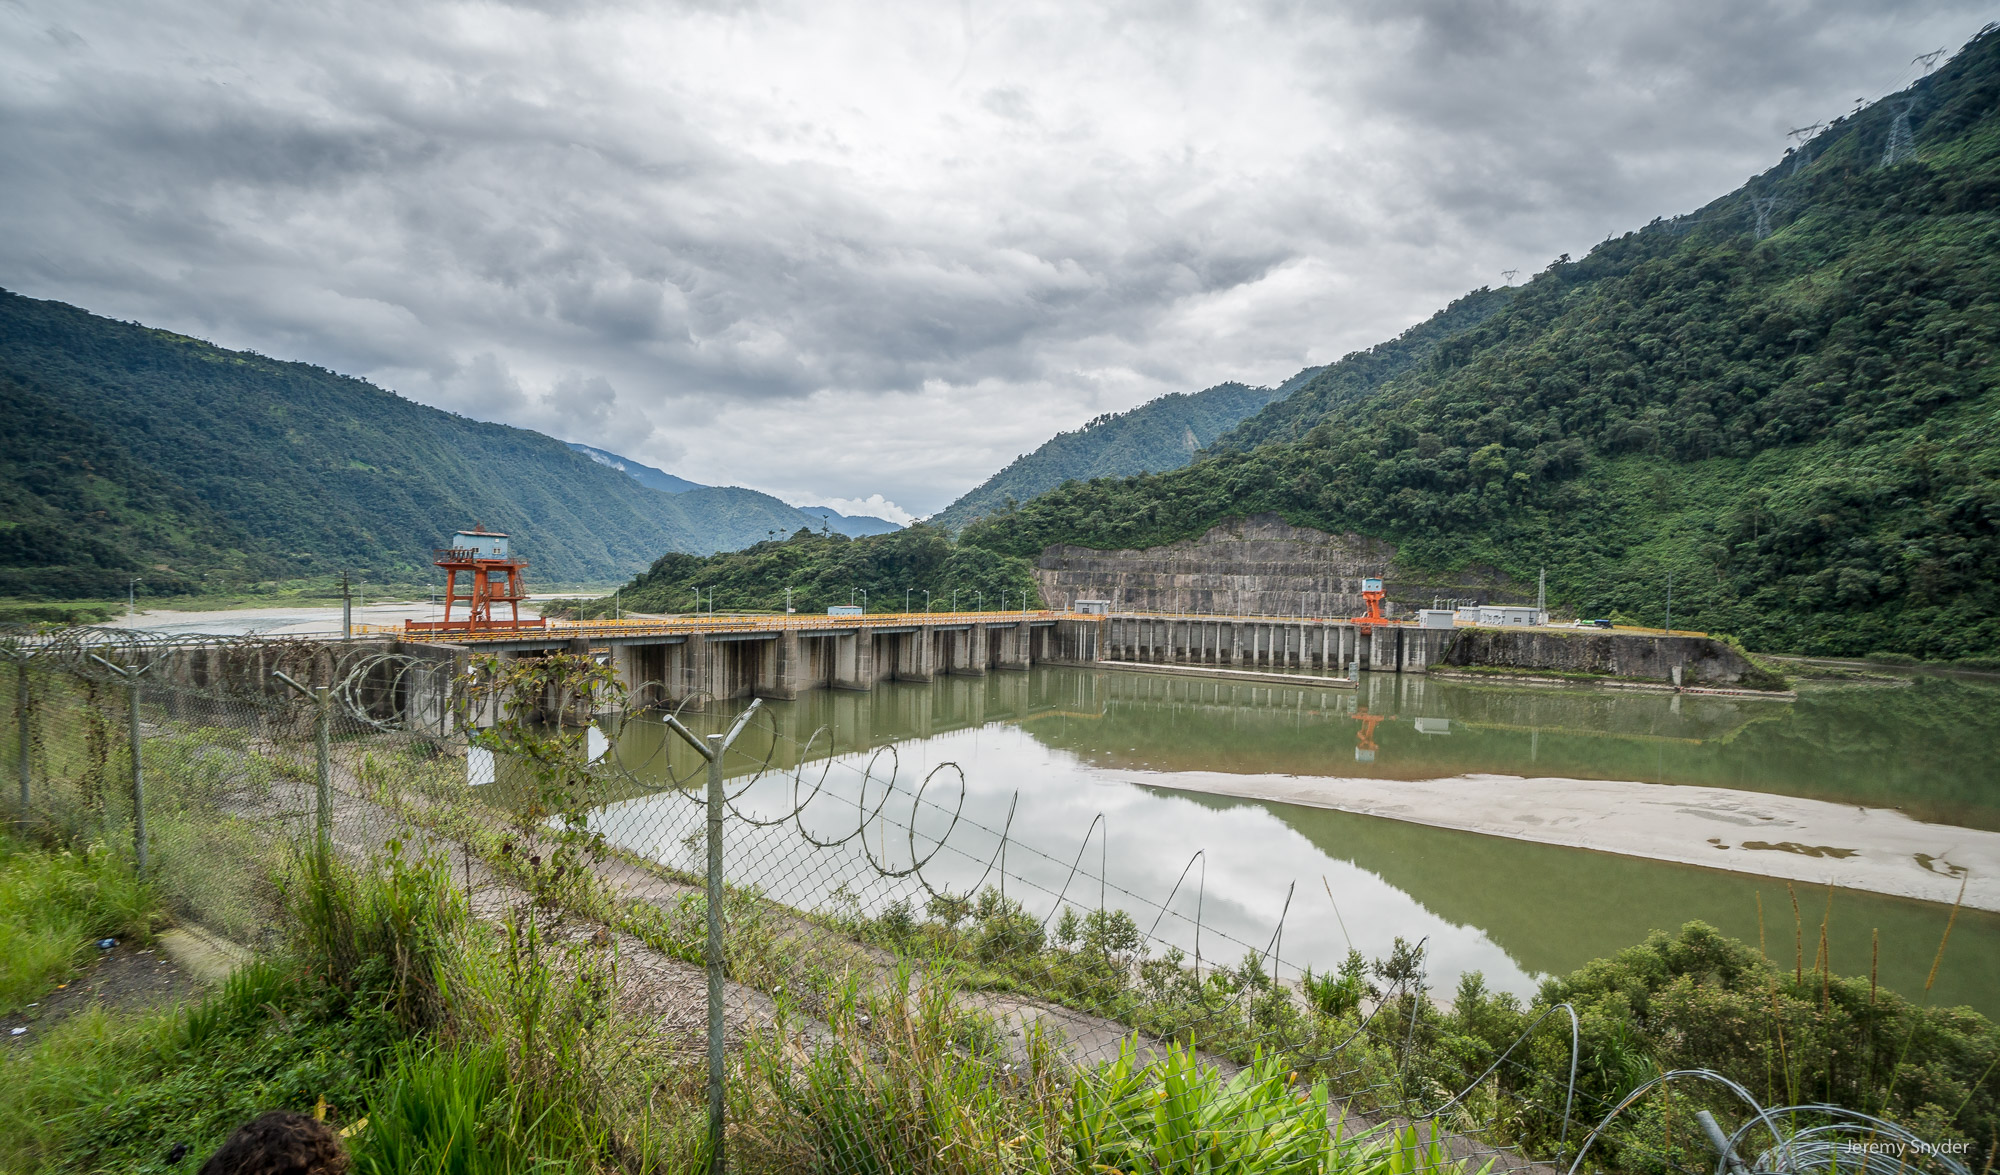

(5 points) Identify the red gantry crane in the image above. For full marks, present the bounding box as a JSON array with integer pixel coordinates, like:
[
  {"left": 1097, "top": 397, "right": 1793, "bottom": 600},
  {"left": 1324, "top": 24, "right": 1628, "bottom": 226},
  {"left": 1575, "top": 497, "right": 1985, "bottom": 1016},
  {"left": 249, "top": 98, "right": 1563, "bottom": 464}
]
[{"left": 405, "top": 526, "right": 547, "bottom": 635}]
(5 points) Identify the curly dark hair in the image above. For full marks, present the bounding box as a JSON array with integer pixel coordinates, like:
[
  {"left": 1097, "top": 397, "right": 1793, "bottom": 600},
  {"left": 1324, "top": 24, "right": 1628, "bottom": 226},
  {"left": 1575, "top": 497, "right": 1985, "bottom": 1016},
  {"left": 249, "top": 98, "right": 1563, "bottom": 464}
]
[{"left": 198, "top": 1110, "right": 351, "bottom": 1175}]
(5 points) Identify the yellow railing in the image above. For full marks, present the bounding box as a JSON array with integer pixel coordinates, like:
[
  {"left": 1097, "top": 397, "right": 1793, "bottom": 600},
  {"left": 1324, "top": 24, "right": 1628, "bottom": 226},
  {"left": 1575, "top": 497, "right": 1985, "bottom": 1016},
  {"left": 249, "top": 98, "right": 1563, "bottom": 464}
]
[{"left": 356, "top": 610, "right": 1099, "bottom": 644}]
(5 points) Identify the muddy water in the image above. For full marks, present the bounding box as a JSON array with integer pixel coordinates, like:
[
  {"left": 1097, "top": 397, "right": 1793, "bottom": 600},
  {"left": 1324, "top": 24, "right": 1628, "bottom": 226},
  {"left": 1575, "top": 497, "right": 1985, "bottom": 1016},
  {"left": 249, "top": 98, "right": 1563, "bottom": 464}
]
[{"left": 592, "top": 665, "right": 2000, "bottom": 1016}]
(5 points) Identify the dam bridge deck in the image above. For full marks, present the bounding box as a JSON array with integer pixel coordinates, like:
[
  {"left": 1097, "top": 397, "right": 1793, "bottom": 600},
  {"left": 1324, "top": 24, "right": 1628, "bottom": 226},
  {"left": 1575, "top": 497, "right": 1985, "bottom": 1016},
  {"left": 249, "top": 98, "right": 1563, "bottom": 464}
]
[{"left": 361, "top": 609, "right": 1449, "bottom": 706}]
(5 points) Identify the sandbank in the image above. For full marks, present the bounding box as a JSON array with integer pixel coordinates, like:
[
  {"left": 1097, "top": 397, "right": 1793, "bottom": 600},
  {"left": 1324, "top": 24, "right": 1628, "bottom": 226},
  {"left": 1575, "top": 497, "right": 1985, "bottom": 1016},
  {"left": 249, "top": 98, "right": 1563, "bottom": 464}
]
[{"left": 1135, "top": 771, "right": 2000, "bottom": 911}]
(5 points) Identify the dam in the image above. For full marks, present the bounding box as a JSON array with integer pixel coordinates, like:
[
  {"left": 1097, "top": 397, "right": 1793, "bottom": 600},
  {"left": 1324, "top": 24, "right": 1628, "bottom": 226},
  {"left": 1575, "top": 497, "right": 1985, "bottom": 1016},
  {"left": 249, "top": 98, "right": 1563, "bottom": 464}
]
[{"left": 364, "top": 608, "right": 1503, "bottom": 709}]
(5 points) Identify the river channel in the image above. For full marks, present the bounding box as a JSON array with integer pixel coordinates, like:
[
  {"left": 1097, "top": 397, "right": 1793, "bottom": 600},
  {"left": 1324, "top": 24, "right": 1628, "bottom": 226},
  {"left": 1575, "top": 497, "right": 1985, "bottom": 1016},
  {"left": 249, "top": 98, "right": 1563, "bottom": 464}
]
[{"left": 586, "top": 665, "right": 2000, "bottom": 1016}]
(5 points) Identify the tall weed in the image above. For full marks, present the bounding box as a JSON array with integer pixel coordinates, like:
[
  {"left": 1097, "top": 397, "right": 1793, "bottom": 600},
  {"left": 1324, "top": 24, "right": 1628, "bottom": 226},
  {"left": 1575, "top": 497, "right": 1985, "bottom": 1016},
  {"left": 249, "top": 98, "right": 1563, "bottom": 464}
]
[
  {"left": 0, "top": 831, "right": 157, "bottom": 1011},
  {"left": 738, "top": 965, "right": 1069, "bottom": 1175}
]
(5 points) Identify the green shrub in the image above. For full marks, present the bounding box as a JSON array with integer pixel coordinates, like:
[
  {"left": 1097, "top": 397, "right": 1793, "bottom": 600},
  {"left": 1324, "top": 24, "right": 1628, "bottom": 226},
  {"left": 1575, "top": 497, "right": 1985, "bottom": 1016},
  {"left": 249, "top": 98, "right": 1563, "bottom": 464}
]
[{"left": 1070, "top": 1038, "right": 1480, "bottom": 1175}]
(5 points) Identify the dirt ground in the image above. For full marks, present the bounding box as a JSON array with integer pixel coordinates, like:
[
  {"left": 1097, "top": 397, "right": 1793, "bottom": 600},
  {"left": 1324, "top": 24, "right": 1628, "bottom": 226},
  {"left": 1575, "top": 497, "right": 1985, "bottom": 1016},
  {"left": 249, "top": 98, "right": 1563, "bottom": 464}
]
[{"left": 3, "top": 941, "right": 202, "bottom": 1051}]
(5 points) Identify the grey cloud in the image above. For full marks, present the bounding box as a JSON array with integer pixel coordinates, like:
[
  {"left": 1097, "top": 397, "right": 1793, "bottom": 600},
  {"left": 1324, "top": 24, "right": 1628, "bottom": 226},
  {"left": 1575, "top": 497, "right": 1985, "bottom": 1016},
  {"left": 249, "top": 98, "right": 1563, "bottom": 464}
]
[{"left": 0, "top": 0, "right": 1989, "bottom": 514}]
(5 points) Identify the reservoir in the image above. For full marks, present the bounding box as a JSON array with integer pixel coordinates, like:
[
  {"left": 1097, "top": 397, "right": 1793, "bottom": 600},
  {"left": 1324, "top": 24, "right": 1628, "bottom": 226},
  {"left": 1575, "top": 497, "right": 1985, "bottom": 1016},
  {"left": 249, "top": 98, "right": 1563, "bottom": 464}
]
[{"left": 587, "top": 664, "right": 2000, "bottom": 1016}]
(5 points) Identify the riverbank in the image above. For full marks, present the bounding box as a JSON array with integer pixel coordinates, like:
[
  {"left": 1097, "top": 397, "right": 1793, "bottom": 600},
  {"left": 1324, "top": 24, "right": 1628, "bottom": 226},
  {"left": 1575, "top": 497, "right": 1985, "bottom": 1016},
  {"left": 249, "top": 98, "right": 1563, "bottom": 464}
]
[{"left": 1135, "top": 770, "right": 2000, "bottom": 911}]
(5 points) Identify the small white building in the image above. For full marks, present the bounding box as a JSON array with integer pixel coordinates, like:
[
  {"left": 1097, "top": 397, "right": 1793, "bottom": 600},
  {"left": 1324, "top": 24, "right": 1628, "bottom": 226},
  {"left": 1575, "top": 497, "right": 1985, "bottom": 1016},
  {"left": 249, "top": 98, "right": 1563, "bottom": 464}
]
[
  {"left": 826, "top": 605, "right": 863, "bottom": 616},
  {"left": 1073, "top": 599, "right": 1112, "bottom": 615},
  {"left": 1455, "top": 605, "right": 1482, "bottom": 624},
  {"left": 1477, "top": 605, "right": 1544, "bottom": 626},
  {"left": 1417, "top": 609, "right": 1457, "bottom": 630}
]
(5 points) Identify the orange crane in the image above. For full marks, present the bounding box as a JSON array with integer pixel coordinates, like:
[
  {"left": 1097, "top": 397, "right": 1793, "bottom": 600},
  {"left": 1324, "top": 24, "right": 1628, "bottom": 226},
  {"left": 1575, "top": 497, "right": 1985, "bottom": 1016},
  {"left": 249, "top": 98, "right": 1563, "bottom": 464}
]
[
  {"left": 406, "top": 526, "right": 547, "bottom": 635},
  {"left": 1353, "top": 708, "right": 1386, "bottom": 762},
  {"left": 1355, "top": 577, "right": 1394, "bottom": 625}
]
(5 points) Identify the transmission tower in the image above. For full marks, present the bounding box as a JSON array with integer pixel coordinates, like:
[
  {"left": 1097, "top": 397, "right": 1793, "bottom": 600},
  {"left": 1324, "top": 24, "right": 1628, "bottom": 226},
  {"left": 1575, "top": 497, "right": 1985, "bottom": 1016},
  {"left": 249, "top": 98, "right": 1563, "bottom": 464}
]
[
  {"left": 1881, "top": 96, "right": 1919, "bottom": 166},
  {"left": 1750, "top": 195, "right": 1784, "bottom": 241},
  {"left": 1786, "top": 123, "right": 1824, "bottom": 174},
  {"left": 1913, "top": 48, "right": 1946, "bottom": 74},
  {"left": 1501, "top": 268, "right": 1519, "bottom": 285}
]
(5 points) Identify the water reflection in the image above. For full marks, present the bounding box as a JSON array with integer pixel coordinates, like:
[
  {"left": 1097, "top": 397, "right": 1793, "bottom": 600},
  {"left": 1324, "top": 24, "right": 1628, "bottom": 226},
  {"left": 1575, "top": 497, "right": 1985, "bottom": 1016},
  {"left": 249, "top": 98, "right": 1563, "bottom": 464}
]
[{"left": 587, "top": 666, "right": 2000, "bottom": 1016}]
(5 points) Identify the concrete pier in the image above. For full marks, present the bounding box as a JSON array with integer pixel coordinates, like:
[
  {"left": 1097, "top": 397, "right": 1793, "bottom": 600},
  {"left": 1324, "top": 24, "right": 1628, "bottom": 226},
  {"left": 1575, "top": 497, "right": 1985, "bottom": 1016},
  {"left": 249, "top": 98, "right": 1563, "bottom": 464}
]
[
  {"left": 1096, "top": 614, "right": 1448, "bottom": 678},
  {"left": 396, "top": 611, "right": 1101, "bottom": 710}
]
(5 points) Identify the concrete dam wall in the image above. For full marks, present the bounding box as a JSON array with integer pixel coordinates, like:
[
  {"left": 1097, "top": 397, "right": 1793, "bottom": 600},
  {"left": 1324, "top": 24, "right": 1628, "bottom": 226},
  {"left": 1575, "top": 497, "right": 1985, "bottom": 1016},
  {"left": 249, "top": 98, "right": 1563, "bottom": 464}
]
[
  {"left": 1438, "top": 629, "right": 1766, "bottom": 687},
  {"left": 1031, "top": 513, "right": 1536, "bottom": 617}
]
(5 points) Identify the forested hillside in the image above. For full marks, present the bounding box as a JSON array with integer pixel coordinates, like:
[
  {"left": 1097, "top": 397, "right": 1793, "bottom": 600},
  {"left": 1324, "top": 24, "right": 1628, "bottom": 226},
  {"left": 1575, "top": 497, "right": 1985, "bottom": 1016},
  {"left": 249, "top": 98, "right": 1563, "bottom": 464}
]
[
  {"left": 930, "top": 376, "right": 1312, "bottom": 531},
  {"left": 1212, "top": 287, "right": 1513, "bottom": 452},
  {"left": 0, "top": 293, "right": 871, "bottom": 597},
  {"left": 562, "top": 526, "right": 1037, "bottom": 618},
  {"left": 965, "top": 30, "right": 2000, "bottom": 659}
]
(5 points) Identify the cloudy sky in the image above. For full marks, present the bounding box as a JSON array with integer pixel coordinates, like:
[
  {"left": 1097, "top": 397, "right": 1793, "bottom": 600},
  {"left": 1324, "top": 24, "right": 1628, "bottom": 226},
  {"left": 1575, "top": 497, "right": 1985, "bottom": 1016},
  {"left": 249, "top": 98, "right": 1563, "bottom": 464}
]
[{"left": 2, "top": 1, "right": 1987, "bottom": 521}]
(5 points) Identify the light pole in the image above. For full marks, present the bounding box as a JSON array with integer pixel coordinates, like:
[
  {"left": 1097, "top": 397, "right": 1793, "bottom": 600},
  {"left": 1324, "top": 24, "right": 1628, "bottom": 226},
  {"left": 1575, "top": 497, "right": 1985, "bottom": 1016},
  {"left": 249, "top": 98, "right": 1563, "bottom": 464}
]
[
  {"left": 953, "top": 589, "right": 960, "bottom": 611},
  {"left": 924, "top": 590, "right": 931, "bottom": 614},
  {"left": 975, "top": 591, "right": 982, "bottom": 611},
  {"left": 128, "top": 577, "right": 142, "bottom": 619},
  {"left": 906, "top": 588, "right": 912, "bottom": 613}
]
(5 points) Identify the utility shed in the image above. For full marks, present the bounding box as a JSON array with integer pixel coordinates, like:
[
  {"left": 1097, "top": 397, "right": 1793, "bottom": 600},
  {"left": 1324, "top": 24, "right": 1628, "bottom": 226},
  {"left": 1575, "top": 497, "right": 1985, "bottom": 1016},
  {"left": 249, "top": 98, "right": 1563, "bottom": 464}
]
[
  {"left": 1417, "top": 609, "right": 1457, "bottom": 630},
  {"left": 1477, "top": 605, "right": 1542, "bottom": 626}
]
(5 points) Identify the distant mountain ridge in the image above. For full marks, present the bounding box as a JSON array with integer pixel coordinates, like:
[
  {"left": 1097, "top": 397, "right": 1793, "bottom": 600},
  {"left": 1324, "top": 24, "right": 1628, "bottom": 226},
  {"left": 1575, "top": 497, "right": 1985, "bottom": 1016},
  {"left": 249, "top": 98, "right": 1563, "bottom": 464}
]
[
  {"left": 929, "top": 373, "right": 1320, "bottom": 531},
  {"left": 568, "top": 443, "right": 707, "bottom": 494},
  {"left": 794, "top": 506, "right": 903, "bottom": 537},
  {"left": 0, "top": 291, "right": 885, "bottom": 596},
  {"left": 566, "top": 442, "right": 900, "bottom": 536}
]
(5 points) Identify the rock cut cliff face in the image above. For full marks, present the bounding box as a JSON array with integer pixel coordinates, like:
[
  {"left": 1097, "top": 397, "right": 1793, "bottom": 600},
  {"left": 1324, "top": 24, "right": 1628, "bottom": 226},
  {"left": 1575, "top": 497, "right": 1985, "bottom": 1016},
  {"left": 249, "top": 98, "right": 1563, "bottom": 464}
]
[{"left": 1031, "top": 513, "right": 1536, "bottom": 616}]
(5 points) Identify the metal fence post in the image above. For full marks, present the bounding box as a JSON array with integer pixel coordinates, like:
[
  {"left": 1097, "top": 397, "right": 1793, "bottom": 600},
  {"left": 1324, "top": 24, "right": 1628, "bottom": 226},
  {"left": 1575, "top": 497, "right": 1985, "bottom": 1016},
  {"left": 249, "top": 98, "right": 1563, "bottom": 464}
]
[
  {"left": 315, "top": 684, "right": 333, "bottom": 873},
  {"left": 127, "top": 674, "right": 147, "bottom": 878},
  {"left": 659, "top": 697, "right": 761, "bottom": 1175},
  {"left": 705, "top": 731, "right": 726, "bottom": 1175},
  {"left": 271, "top": 670, "right": 333, "bottom": 871},
  {"left": 14, "top": 656, "right": 27, "bottom": 820}
]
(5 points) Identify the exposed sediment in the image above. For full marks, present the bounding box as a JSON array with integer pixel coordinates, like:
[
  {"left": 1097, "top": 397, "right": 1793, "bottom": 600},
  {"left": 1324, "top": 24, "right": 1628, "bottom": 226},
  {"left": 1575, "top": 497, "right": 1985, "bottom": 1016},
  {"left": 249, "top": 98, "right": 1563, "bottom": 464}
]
[{"left": 1136, "top": 770, "right": 2000, "bottom": 912}]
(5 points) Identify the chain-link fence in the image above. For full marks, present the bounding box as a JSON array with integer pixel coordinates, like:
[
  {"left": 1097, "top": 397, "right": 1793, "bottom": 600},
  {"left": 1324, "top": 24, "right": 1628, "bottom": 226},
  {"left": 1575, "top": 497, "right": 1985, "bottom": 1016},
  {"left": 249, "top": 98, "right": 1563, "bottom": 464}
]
[{"left": 2, "top": 625, "right": 1986, "bottom": 1175}]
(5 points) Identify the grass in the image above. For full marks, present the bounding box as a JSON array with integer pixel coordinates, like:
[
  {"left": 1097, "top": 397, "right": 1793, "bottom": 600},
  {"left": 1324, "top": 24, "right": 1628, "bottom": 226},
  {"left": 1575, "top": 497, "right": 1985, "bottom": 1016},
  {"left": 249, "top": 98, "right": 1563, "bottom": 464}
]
[
  {"left": 0, "top": 960, "right": 400, "bottom": 1174},
  {"left": 0, "top": 831, "right": 159, "bottom": 1013}
]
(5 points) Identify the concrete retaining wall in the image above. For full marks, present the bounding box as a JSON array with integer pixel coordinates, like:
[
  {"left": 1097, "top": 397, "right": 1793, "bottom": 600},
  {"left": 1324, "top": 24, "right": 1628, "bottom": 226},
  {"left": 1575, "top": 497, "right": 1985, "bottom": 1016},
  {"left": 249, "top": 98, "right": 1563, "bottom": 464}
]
[
  {"left": 1033, "top": 513, "right": 1535, "bottom": 617},
  {"left": 1438, "top": 629, "right": 1763, "bottom": 686}
]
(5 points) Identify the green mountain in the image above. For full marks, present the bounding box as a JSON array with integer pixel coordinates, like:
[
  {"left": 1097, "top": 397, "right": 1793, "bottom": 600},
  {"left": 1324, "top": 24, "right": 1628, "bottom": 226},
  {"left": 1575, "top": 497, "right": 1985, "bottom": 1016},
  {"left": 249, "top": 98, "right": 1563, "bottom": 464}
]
[
  {"left": 0, "top": 292, "right": 878, "bottom": 597},
  {"left": 569, "top": 442, "right": 903, "bottom": 537},
  {"left": 929, "top": 375, "right": 1316, "bottom": 532},
  {"left": 963, "top": 29, "right": 2000, "bottom": 660}
]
